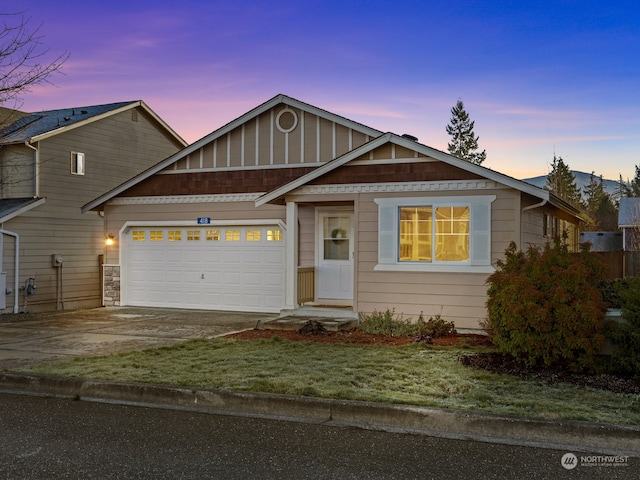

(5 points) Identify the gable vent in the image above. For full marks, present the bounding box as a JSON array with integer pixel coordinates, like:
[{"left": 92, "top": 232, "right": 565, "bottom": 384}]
[{"left": 402, "top": 134, "right": 418, "bottom": 142}]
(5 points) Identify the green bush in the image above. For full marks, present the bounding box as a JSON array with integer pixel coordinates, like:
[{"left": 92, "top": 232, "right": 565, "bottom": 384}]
[
  {"left": 485, "top": 240, "right": 607, "bottom": 372},
  {"left": 416, "top": 314, "right": 456, "bottom": 338},
  {"left": 606, "top": 276, "right": 640, "bottom": 378},
  {"left": 359, "top": 309, "right": 455, "bottom": 338}
]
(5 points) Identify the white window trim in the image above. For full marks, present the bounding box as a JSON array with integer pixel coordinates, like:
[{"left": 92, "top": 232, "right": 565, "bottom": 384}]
[
  {"left": 374, "top": 195, "right": 496, "bottom": 274},
  {"left": 71, "top": 151, "right": 85, "bottom": 175}
]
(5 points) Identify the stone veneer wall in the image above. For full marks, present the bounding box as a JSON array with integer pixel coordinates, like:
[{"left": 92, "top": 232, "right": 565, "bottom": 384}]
[{"left": 102, "top": 265, "right": 121, "bottom": 306}]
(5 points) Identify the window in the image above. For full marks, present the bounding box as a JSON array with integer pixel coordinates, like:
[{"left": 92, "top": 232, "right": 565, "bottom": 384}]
[
  {"left": 375, "top": 196, "right": 495, "bottom": 272},
  {"left": 132, "top": 231, "right": 145, "bottom": 241},
  {"left": 246, "top": 230, "right": 261, "bottom": 241},
  {"left": 150, "top": 231, "right": 163, "bottom": 241},
  {"left": 267, "top": 229, "right": 282, "bottom": 241},
  {"left": 168, "top": 230, "right": 182, "bottom": 241},
  {"left": 226, "top": 230, "right": 240, "bottom": 241},
  {"left": 187, "top": 230, "right": 200, "bottom": 241},
  {"left": 71, "top": 152, "right": 85, "bottom": 175},
  {"left": 206, "top": 230, "right": 220, "bottom": 241}
]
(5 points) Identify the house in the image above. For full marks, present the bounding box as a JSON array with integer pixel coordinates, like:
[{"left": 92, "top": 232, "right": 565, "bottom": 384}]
[
  {"left": 0, "top": 102, "right": 187, "bottom": 313},
  {"left": 618, "top": 197, "right": 640, "bottom": 251},
  {"left": 83, "top": 95, "right": 582, "bottom": 331}
]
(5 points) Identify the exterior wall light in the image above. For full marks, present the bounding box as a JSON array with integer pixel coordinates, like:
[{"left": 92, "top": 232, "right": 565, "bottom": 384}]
[{"left": 105, "top": 234, "right": 115, "bottom": 246}]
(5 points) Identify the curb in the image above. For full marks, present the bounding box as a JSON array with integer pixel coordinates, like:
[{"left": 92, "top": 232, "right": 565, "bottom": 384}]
[{"left": 1, "top": 372, "right": 638, "bottom": 457}]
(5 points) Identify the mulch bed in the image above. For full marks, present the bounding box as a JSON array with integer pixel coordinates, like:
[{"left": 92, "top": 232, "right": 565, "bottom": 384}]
[
  {"left": 227, "top": 327, "right": 493, "bottom": 347},
  {"left": 227, "top": 326, "right": 640, "bottom": 395}
]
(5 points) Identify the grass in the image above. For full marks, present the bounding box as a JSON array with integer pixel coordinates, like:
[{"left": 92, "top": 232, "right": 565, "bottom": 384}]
[{"left": 18, "top": 336, "right": 640, "bottom": 426}]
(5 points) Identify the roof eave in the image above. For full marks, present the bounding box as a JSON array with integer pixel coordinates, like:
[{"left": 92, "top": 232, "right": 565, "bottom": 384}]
[{"left": 0, "top": 197, "right": 46, "bottom": 223}]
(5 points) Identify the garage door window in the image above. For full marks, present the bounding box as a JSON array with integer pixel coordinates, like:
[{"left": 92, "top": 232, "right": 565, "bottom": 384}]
[
  {"left": 169, "top": 230, "right": 181, "bottom": 241},
  {"left": 267, "top": 229, "right": 282, "bottom": 241},
  {"left": 150, "top": 231, "right": 163, "bottom": 241},
  {"left": 226, "top": 230, "right": 240, "bottom": 241},
  {"left": 187, "top": 230, "right": 200, "bottom": 241},
  {"left": 132, "top": 231, "right": 145, "bottom": 241},
  {"left": 247, "top": 230, "right": 261, "bottom": 241},
  {"left": 206, "top": 230, "right": 220, "bottom": 241}
]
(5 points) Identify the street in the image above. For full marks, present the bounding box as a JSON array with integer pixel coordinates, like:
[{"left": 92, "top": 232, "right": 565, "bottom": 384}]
[{"left": 0, "top": 393, "right": 636, "bottom": 479}]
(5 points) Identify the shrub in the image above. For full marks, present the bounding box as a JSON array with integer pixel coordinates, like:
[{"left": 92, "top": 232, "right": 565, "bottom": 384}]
[
  {"left": 606, "top": 276, "right": 640, "bottom": 378},
  {"left": 359, "top": 309, "right": 455, "bottom": 338},
  {"left": 415, "top": 314, "right": 456, "bottom": 338},
  {"left": 485, "top": 240, "right": 607, "bottom": 372}
]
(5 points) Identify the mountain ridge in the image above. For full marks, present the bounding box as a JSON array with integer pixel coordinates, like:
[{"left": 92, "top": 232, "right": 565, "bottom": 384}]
[{"left": 522, "top": 171, "right": 621, "bottom": 198}]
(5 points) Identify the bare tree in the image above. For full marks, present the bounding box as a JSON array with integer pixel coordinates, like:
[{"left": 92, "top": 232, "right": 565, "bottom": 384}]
[{"left": 0, "top": 12, "right": 69, "bottom": 109}]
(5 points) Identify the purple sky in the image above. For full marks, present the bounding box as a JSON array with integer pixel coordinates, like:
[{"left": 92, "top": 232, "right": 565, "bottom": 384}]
[{"left": 14, "top": 0, "right": 640, "bottom": 180}]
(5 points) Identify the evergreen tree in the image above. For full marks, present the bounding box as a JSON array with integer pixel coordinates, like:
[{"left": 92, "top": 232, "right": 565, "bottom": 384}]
[
  {"left": 545, "top": 155, "right": 582, "bottom": 207},
  {"left": 445, "top": 99, "right": 486, "bottom": 165},
  {"left": 582, "top": 173, "right": 618, "bottom": 231},
  {"left": 620, "top": 165, "right": 640, "bottom": 197}
]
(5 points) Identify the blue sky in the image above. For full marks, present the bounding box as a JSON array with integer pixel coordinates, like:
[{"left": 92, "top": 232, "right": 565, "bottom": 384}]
[{"left": 15, "top": 0, "right": 640, "bottom": 180}]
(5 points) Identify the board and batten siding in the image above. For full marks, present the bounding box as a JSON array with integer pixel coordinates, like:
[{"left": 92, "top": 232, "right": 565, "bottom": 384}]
[
  {"left": 169, "top": 107, "right": 371, "bottom": 173},
  {"left": 355, "top": 188, "right": 519, "bottom": 330}
]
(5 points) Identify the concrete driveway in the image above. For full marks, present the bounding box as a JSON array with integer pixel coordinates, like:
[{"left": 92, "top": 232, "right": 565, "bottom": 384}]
[{"left": 0, "top": 307, "right": 278, "bottom": 369}]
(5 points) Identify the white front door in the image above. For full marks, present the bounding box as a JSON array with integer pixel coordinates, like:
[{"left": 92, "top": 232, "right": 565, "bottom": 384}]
[{"left": 317, "top": 213, "right": 353, "bottom": 300}]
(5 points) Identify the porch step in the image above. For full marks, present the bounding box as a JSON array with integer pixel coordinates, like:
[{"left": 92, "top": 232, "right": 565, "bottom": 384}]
[{"left": 258, "top": 316, "right": 358, "bottom": 332}]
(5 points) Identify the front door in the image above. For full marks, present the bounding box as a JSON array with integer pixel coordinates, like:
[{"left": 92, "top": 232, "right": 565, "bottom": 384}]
[{"left": 317, "top": 212, "right": 353, "bottom": 300}]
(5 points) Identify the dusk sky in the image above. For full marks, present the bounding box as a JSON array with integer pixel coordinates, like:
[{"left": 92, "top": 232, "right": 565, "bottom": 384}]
[{"left": 15, "top": 0, "right": 640, "bottom": 180}]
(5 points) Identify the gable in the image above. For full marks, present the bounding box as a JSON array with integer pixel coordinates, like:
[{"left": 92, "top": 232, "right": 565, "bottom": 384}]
[{"left": 164, "top": 103, "right": 377, "bottom": 173}]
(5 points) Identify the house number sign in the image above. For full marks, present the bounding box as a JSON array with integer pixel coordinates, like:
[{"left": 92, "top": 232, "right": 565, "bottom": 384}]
[{"left": 197, "top": 217, "right": 211, "bottom": 224}]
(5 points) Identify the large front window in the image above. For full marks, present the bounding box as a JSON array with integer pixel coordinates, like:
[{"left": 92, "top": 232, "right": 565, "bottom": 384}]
[
  {"left": 399, "top": 206, "right": 469, "bottom": 262},
  {"left": 375, "top": 195, "right": 494, "bottom": 273}
]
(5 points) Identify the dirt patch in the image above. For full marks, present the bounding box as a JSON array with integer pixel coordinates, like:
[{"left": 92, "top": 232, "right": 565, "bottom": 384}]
[
  {"left": 460, "top": 352, "right": 640, "bottom": 395},
  {"left": 226, "top": 328, "right": 493, "bottom": 347}
]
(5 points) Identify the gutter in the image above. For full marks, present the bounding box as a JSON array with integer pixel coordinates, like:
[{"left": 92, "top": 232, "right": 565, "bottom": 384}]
[
  {"left": 520, "top": 199, "right": 548, "bottom": 249},
  {"left": 24, "top": 140, "right": 39, "bottom": 197}
]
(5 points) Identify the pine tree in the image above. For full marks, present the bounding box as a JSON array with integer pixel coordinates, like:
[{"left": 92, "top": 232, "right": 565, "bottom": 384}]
[
  {"left": 445, "top": 100, "right": 486, "bottom": 165},
  {"left": 621, "top": 165, "right": 640, "bottom": 197},
  {"left": 582, "top": 173, "right": 618, "bottom": 231},
  {"left": 545, "top": 155, "right": 582, "bottom": 207}
]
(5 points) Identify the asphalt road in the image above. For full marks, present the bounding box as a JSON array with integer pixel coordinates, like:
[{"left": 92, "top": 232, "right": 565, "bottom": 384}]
[{"left": 0, "top": 393, "right": 636, "bottom": 479}]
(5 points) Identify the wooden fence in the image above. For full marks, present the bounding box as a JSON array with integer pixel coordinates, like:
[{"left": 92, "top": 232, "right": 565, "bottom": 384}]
[{"left": 581, "top": 251, "right": 640, "bottom": 279}]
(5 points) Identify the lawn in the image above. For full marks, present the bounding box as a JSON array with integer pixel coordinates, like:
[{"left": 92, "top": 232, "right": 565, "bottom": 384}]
[{"left": 19, "top": 336, "right": 640, "bottom": 426}]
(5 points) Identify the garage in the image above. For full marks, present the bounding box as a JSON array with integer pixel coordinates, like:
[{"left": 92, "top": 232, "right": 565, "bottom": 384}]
[{"left": 124, "top": 224, "right": 285, "bottom": 312}]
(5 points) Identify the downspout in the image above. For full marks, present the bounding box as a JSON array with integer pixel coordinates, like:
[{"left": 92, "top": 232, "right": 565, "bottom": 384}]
[
  {"left": 0, "top": 229, "right": 20, "bottom": 314},
  {"left": 521, "top": 199, "right": 547, "bottom": 249},
  {"left": 24, "top": 140, "right": 39, "bottom": 197}
]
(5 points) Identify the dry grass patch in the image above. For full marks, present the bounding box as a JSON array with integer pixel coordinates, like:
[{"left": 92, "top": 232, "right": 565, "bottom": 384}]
[{"left": 20, "top": 336, "right": 640, "bottom": 426}]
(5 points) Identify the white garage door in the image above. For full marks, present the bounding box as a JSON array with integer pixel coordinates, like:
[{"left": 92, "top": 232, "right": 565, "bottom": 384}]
[{"left": 125, "top": 225, "right": 285, "bottom": 312}]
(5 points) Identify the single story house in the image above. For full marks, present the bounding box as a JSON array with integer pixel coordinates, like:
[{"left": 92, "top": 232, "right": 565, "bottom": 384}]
[{"left": 84, "top": 94, "right": 582, "bottom": 331}]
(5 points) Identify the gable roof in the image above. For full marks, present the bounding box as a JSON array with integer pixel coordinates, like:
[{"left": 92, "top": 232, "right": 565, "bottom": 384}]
[
  {"left": 82, "top": 94, "right": 383, "bottom": 213},
  {"left": 0, "top": 101, "right": 186, "bottom": 146},
  {"left": 255, "top": 132, "right": 583, "bottom": 219}
]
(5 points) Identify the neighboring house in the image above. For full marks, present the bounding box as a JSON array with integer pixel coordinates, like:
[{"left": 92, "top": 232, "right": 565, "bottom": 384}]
[
  {"left": 84, "top": 94, "right": 582, "bottom": 331},
  {"left": 618, "top": 197, "right": 640, "bottom": 251},
  {"left": 0, "top": 101, "right": 187, "bottom": 313}
]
